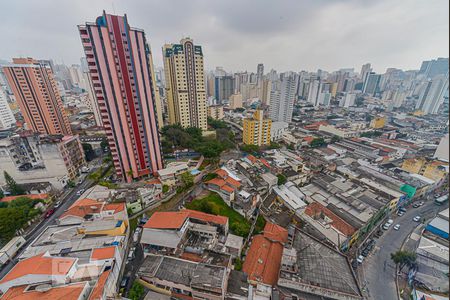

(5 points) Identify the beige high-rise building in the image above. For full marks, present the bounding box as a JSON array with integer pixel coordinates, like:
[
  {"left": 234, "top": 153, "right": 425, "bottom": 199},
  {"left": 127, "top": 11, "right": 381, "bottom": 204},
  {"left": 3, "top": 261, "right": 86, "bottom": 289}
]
[
  {"left": 163, "top": 38, "right": 207, "bottom": 130},
  {"left": 207, "top": 105, "right": 224, "bottom": 120},
  {"left": 229, "top": 93, "right": 243, "bottom": 109}
]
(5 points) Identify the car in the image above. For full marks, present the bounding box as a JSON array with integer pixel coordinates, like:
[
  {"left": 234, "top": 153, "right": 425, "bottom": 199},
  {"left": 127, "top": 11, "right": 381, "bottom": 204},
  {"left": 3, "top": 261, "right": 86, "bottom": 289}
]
[
  {"left": 397, "top": 211, "right": 405, "bottom": 217},
  {"left": 418, "top": 201, "right": 424, "bottom": 206},
  {"left": 76, "top": 189, "right": 85, "bottom": 196},
  {"left": 351, "top": 260, "right": 358, "bottom": 269},
  {"left": 413, "top": 216, "right": 421, "bottom": 222},
  {"left": 120, "top": 276, "right": 129, "bottom": 288},
  {"left": 127, "top": 247, "right": 136, "bottom": 261},
  {"left": 398, "top": 207, "right": 407, "bottom": 213},
  {"left": 361, "top": 249, "right": 370, "bottom": 257},
  {"left": 413, "top": 203, "right": 420, "bottom": 208},
  {"left": 386, "top": 219, "right": 394, "bottom": 225},
  {"left": 45, "top": 209, "right": 55, "bottom": 218},
  {"left": 356, "top": 255, "right": 364, "bottom": 264},
  {"left": 393, "top": 224, "right": 401, "bottom": 230},
  {"left": 382, "top": 223, "right": 391, "bottom": 230},
  {"left": 54, "top": 201, "right": 62, "bottom": 208}
]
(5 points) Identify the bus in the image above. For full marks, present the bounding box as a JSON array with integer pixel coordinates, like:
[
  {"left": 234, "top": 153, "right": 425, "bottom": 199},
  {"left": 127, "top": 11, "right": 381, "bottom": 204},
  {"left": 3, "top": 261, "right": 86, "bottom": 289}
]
[{"left": 435, "top": 194, "right": 449, "bottom": 206}]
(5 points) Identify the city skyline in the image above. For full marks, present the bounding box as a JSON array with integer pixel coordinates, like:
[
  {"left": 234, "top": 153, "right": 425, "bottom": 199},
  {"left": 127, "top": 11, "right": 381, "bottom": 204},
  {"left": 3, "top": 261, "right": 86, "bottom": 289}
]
[{"left": 0, "top": 0, "right": 448, "bottom": 73}]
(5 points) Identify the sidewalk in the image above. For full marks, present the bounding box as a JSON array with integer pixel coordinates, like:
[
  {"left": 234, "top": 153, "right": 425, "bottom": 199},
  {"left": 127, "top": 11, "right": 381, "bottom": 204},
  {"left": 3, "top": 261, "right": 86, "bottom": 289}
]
[{"left": 397, "top": 224, "right": 424, "bottom": 300}]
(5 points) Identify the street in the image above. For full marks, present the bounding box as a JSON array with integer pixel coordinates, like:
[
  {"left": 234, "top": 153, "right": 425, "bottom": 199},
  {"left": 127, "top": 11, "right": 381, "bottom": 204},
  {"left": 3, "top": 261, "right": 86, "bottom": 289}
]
[
  {"left": 0, "top": 159, "right": 104, "bottom": 280},
  {"left": 358, "top": 199, "right": 448, "bottom": 300}
]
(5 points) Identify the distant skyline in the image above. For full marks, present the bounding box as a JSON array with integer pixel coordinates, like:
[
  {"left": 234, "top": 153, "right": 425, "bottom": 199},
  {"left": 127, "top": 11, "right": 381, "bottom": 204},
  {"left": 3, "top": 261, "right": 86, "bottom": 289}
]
[{"left": 0, "top": 0, "right": 448, "bottom": 73}]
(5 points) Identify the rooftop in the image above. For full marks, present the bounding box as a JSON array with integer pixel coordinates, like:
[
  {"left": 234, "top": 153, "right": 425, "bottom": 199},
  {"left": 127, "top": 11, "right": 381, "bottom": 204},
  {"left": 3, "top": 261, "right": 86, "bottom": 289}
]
[
  {"left": 0, "top": 253, "right": 76, "bottom": 284},
  {"left": 0, "top": 282, "right": 87, "bottom": 300}
]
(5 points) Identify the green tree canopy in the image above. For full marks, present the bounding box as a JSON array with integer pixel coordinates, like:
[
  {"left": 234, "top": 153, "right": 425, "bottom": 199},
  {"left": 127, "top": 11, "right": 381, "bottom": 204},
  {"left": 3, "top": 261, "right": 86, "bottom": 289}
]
[
  {"left": 391, "top": 250, "right": 417, "bottom": 271},
  {"left": 310, "top": 137, "right": 326, "bottom": 148},
  {"left": 277, "top": 174, "right": 287, "bottom": 185}
]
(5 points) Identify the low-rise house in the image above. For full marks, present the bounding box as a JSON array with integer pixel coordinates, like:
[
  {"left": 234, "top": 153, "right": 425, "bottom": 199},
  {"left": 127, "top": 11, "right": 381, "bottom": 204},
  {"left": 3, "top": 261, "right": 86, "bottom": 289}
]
[
  {"left": 141, "top": 210, "right": 229, "bottom": 255},
  {"left": 242, "top": 222, "right": 288, "bottom": 286},
  {"left": 157, "top": 162, "right": 190, "bottom": 186},
  {"left": 138, "top": 254, "right": 228, "bottom": 300},
  {"left": 57, "top": 198, "right": 127, "bottom": 226}
]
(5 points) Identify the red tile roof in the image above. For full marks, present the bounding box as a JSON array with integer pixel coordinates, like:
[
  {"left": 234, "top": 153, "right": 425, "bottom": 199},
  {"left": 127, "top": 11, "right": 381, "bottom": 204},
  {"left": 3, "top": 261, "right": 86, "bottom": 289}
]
[
  {"left": 88, "top": 270, "right": 111, "bottom": 300},
  {"left": 305, "top": 202, "right": 356, "bottom": 236},
  {"left": 60, "top": 198, "right": 125, "bottom": 220},
  {"left": 206, "top": 178, "right": 226, "bottom": 187},
  {"left": 91, "top": 246, "right": 116, "bottom": 261},
  {"left": 247, "top": 155, "right": 258, "bottom": 163},
  {"left": 143, "top": 211, "right": 190, "bottom": 229},
  {"left": 183, "top": 209, "right": 228, "bottom": 225},
  {"left": 242, "top": 222, "right": 287, "bottom": 286},
  {"left": 263, "top": 223, "right": 288, "bottom": 243},
  {"left": 259, "top": 159, "right": 271, "bottom": 169},
  {"left": 242, "top": 235, "right": 284, "bottom": 286},
  {"left": 225, "top": 177, "right": 241, "bottom": 189},
  {"left": 1, "top": 194, "right": 49, "bottom": 203},
  {"left": 1, "top": 283, "right": 87, "bottom": 300},
  {"left": 215, "top": 169, "right": 228, "bottom": 178},
  {"left": 303, "top": 136, "right": 315, "bottom": 144},
  {"left": 143, "top": 209, "right": 229, "bottom": 229},
  {"left": 0, "top": 253, "right": 76, "bottom": 284},
  {"left": 221, "top": 185, "right": 235, "bottom": 193}
]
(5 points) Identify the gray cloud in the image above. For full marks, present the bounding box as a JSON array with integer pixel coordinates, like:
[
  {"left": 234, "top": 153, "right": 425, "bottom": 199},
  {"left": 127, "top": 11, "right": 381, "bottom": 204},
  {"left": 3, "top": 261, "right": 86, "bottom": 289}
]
[{"left": 0, "top": 0, "right": 448, "bottom": 73}]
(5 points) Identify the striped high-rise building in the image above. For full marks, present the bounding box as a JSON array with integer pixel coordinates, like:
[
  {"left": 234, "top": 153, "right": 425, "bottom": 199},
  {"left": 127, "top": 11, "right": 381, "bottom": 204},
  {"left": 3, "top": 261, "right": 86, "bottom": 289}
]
[
  {"left": 78, "top": 12, "right": 163, "bottom": 182},
  {"left": 3, "top": 58, "right": 72, "bottom": 135},
  {"left": 163, "top": 38, "right": 208, "bottom": 131}
]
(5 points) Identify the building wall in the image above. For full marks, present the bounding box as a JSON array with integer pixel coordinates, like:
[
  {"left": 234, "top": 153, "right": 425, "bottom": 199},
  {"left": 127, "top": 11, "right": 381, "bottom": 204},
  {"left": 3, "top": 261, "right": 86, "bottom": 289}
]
[
  {"left": 3, "top": 58, "right": 72, "bottom": 135},
  {"left": 79, "top": 13, "right": 163, "bottom": 182},
  {"left": 243, "top": 110, "right": 271, "bottom": 146},
  {"left": 163, "top": 38, "right": 207, "bottom": 131},
  {"left": 208, "top": 105, "right": 224, "bottom": 120},
  {"left": 0, "top": 135, "right": 85, "bottom": 190},
  {"left": 229, "top": 93, "right": 243, "bottom": 109},
  {"left": 0, "top": 88, "right": 16, "bottom": 129}
]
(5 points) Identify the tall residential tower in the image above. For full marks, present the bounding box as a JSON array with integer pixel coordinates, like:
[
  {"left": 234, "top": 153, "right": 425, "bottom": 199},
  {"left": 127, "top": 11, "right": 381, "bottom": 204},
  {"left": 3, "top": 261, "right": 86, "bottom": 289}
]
[
  {"left": 79, "top": 12, "right": 163, "bottom": 182},
  {"left": 3, "top": 58, "right": 72, "bottom": 135},
  {"left": 163, "top": 38, "right": 207, "bottom": 131}
]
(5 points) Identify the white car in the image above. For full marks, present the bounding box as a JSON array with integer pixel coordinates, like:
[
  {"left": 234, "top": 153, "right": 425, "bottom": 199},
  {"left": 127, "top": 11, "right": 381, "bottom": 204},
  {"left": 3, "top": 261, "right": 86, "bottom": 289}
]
[
  {"left": 413, "top": 216, "right": 421, "bottom": 222},
  {"left": 356, "top": 255, "right": 364, "bottom": 264},
  {"left": 393, "top": 224, "right": 400, "bottom": 230}
]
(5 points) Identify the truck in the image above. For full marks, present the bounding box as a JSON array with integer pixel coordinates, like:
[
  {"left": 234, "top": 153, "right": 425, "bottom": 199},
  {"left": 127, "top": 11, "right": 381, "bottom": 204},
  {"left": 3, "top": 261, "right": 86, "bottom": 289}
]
[
  {"left": 435, "top": 194, "right": 449, "bottom": 206},
  {"left": 0, "top": 236, "right": 26, "bottom": 267}
]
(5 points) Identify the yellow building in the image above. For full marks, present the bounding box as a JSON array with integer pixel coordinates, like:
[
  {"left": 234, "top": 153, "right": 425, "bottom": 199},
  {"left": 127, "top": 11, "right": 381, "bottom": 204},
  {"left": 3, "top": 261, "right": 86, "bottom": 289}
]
[
  {"left": 370, "top": 116, "right": 386, "bottom": 128},
  {"left": 243, "top": 110, "right": 272, "bottom": 146},
  {"left": 163, "top": 38, "right": 207, "bottom": 131},
  {"left": 330, "top": 82, "right": 338, "bottom": 98},
  {"left": 208, "top": 105, "right": 224, "bottom": 120},
  {"left": 402, "top": 158, "right": 426, "bottom": 174},
  {"left": 402, "top": 158, "right": 448, "bottom": 182}
]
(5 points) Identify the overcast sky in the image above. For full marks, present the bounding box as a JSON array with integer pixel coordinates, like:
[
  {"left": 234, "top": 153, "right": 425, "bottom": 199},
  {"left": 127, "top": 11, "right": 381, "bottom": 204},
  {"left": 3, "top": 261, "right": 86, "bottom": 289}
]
[{"left": 0, "top": 0, "right": 448, "bottom": 73}]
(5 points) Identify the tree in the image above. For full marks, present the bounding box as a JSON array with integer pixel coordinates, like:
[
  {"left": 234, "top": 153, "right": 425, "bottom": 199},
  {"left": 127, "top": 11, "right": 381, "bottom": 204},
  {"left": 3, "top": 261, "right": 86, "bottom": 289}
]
[
  {"left": 203, "top": 173, "right": 218, "bottom": 182},
  {"left": 240, "top": 144, "right": 259, "bottom": 153},
  {"left": 277, "top": 174, "right": 287, "bottom": 185},
  {"left": 0, "top": 189, "right": 3, "bottom": 199},
  {"left": 127, "top": 282, "right": 145, "bottom": 300},
  {"left": 4, "top": 171, "right": 25, "bottom": 196},
  {"left": 331, "top": 136, "right": 341, "bottom": 143},
  {"left": 310, "top": 138, "right": 326, "bottom": 148},
  {"left": 391, "top": 250, "right": 417, "bottom": 271},
  {"left": 269, "top": 142, "right": 281, "bottom": 149},
  {"left": 162, "top": 185, "right": 169, "bottom": 193},
  {"left": 180, "top": 172, "right": 194, "bottom": 190}
]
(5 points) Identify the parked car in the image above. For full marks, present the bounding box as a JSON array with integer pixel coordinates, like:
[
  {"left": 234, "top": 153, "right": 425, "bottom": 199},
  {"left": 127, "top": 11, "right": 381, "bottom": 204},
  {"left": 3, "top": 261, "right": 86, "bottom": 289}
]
[
  {"left": 356, "top": 255, "right": 364, "bottom": 264},
  {"left": 413, "top": 203, "right": 420, "bottom": 208},
  {"left": 398, "top": 207, "right": 407, "bottom": 213},
  {"left": 127, "top": 247, "right": 136, "bottom": 262},
  {"left": 397, "top": 211, "right": 405, "bottom": 217},
  {"left": 413, "top": 216, "right": 421, "bottom": 222},
  {"left": 45, "top": 209, "right": 55, "bottom": 218},
  {"left": 393, "top": 224, "right": 401, "bottom": 230},
  {"left": 54, "top": 201, "right": 61, "bottom": 208},
  {"left": 76, "top": 189, "right": 85, "bottom": 196},
  {"left": 418, "top": 201, "right": 424, "bottom": 206},
  {"left": 351, "top": 260, "right": 358, "bottom": 269},
  {"left": 120, "top": 276, "right": 129, "bottom": 288},
  {"left": 361, "top": 249, "right": 370, "bottom": 257}
]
